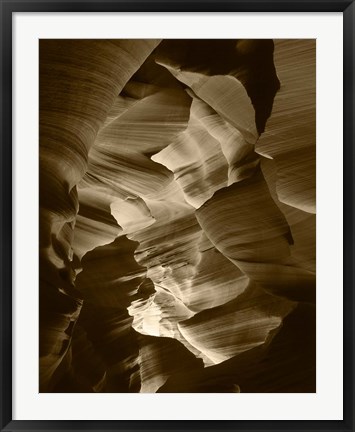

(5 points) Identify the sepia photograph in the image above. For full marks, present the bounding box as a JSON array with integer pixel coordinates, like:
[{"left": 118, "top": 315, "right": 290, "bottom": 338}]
[{"left": 39, "top": 38, "right": 316, "bottom": 393}]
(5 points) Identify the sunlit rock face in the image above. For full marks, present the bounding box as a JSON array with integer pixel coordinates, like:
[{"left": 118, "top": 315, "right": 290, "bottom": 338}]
[{"left": 39, "top": 39, "right": 316, "bottom": 393}]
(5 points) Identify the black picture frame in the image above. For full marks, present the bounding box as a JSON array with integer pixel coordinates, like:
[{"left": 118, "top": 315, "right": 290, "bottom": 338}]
[{"left": 1, "top": 1, "right": 354, "bottom": 431}]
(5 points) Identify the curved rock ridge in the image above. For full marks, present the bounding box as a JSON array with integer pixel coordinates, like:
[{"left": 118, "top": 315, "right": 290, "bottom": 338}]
[
  {"left": 151, "top": 112, "right": 229, "bottom": 209},
  {"left": 155, "top": 39, "right": 280, "bottom": 134},
  {"left": 191, "top": 98, "right": 260, "bottom": 185},
  {"left": 71, "top": 70, "right": 193, "bottom": 261},
  {"left": 178, "top": 283, "right": 295, "bottom": 364},
  {"left": 39, "top": 39, "right": 160, "bottom": 390},
  {"left": 39, "top": 39, "right": 316, "bottom": 393},
  {"left": 164, "top": 72, "right": 259, "bottom": 144},
  {"left": 261, "top": 157, "right": 316, "bottom": 275},
  {"left": 71, "top": 187, "right": 122, "bottom": 259},
  {"left": 196, "top": 168, "right": 293, "bottom": 263},
  {"left": 158, "top": 303, "right": 315, "bottom": 393},
  {"left": 179, "top": 233, "right": 250, "bottom": 312},
  {"left": 255, "top": 40, "right": 316, "bottom": 213}
]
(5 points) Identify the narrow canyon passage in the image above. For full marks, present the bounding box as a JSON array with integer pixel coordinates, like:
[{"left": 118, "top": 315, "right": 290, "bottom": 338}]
[{"left": 39, "top": 39, "right": 316, "bottom": 393}]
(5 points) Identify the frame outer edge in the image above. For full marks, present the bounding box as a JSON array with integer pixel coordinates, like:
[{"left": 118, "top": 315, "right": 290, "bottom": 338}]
[
  {"left": 2, "top": 1, "right": 354, "bottom": 431},
  {"left": 1, "top": 2, "right": 13, "bottom": 432},
  {"left": 343, "top": 2, "right": 355, "bottom": 432}
]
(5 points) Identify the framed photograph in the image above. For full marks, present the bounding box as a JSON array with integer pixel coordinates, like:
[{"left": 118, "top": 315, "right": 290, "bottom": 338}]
[{"left": 1, "top": 1, "right": 354, "bottom": 431}]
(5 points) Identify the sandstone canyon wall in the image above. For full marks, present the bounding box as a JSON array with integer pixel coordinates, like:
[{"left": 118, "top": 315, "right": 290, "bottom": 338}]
[{"left": 39, "top": 39, "right": 316, "bottom": 393}]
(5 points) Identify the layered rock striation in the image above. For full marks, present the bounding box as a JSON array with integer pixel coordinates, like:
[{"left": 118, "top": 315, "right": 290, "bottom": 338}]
[{"left": 40, "top": 39, "right": 316, "bottom": 393}]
